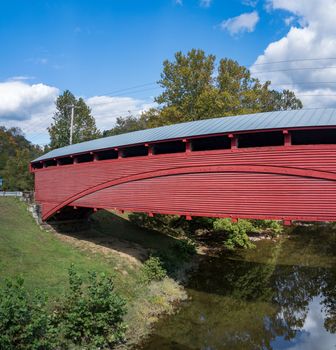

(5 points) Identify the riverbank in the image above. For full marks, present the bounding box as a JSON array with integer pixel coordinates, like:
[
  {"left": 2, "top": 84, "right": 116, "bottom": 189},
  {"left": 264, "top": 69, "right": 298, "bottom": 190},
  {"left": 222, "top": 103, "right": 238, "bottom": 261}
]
[{"left": 0, "top": 198, "right": 192, "bottom": 348}]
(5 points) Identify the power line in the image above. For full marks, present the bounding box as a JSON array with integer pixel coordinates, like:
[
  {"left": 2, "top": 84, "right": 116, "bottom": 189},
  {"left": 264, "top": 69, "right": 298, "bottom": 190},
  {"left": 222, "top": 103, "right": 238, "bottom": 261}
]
[
  {"left": 253, "top": 66, "right": 336, "bottom": 74},
  {"left": 252, "top": 57, "right": 336, "bottom": 66},
  {"left": 102, "top": 82, "right": 157, "bottom": 96},
  {"left": 265, "top": 81, "right": 336, "bottom": 86}
]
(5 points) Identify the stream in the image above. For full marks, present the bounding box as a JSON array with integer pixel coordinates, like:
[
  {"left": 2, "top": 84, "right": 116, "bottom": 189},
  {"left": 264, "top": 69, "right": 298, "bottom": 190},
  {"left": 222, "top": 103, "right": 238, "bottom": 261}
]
[{"left": 142, "top": 224, "right": 336, "bottom": 350}]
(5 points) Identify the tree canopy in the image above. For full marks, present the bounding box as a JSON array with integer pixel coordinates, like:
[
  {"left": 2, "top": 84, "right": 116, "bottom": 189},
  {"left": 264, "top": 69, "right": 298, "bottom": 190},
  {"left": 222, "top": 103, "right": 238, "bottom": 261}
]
[
  {"left": 48, "top": 90, "right": 100, "bottom": 149},
  {"left": 104, "top": 49, "right": 302, "bottom": 134},
  {"left": 0, "top": 127, "right": 42, "bottom": 191}
]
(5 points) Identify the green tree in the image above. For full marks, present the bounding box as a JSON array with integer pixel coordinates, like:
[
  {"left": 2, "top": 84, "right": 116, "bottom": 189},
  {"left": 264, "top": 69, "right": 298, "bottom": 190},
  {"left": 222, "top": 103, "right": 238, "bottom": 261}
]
[
  {"left": 3, "top": 149, "right": 34, "bottom": 191},
  {"left": 142, "top": 50, "right": 302, "bottom": 128},
  {"left": 48, "top": 90, "right": 100, "bottom": 149},
  {"left": 103, "top": 50, "right": 302, "bottom": 134},
  {"left": 103, "top": 114, "right": 147, "bottom": 137},
  {"left": 0, "top": 127, "right": 42, "bottom": 191}
]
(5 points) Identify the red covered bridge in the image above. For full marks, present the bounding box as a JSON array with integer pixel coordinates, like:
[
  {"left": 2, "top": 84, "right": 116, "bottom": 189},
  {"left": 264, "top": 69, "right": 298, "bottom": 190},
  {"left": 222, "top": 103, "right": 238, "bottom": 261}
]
[{"left": 31, "top": 109, "right": 336, "bottom": 224}]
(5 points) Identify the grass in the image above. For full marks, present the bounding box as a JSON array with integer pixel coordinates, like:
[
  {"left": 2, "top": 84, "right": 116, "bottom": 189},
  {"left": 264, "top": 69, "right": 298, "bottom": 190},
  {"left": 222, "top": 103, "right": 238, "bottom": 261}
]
[{"left": 0, "top": 198, "right": 188, "bottom": 346}]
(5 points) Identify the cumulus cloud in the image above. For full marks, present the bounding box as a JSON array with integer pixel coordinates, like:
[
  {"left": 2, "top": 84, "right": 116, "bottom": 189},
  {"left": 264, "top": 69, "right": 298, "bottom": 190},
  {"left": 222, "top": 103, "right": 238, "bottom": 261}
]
[
  {"left": 0, "top": 80, "right": 59, "bottom": 121},
  {"left": 220, "top": 11, "right": 259, "bottom": 35},
  {"left": 251, "top": 0, "right": 336, "bottom": 108},
  {"left": 0, "top": 79, "right": 154, "bottom": 145},
  {"left": 86, "top": 95, "right": 154, "bottom": 131}
]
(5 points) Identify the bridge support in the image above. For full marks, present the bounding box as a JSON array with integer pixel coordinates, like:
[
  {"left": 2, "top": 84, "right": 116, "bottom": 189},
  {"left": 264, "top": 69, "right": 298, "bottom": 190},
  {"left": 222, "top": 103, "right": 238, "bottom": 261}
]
[
  {"left": 228, "top": 134, "right": 237, "bottom": 149},
  {"left": 283, "top": 130, "right": 291, "bottom": 146}
]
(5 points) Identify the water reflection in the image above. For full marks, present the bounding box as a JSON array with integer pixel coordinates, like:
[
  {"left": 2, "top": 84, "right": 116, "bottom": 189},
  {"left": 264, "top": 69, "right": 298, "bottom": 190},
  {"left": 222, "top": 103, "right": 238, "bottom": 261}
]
[{"left": 142, "top": 225, "right": 336, "bottom": 350}]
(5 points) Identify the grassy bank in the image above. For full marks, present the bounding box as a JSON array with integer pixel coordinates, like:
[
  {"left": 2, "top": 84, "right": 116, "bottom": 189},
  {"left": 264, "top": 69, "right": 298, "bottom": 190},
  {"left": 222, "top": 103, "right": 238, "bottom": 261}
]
[{"left": 0, "top": 198, "right": 189, "bottom": 348}]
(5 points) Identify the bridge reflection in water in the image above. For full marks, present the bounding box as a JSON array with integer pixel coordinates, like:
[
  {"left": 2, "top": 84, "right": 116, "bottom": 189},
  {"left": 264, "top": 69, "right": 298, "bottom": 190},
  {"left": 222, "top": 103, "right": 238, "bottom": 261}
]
[{"left": 31, "top": 109, "right": 336, "bottom": 223}]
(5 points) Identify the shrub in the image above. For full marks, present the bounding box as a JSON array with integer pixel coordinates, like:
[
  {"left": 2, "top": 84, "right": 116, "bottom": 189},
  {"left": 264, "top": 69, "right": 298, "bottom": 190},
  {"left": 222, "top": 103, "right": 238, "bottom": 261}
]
[
  {"left": 140, "top": 256, "right": 167, "bottom": 284},
  {"left": 173, "top": 239, "right": 196, "bottom": 260},
  {"left": 0, "top": 278, "right": 57, "bottom": 350},
  {"left": 251, "top": 219, "right": 284, "bottom": 236},
  {"left": 213, "top": 218, "right": 256, "bottom": 250},
  {"left": 54, "top": 265, "right": 127, "bottom": 349}
]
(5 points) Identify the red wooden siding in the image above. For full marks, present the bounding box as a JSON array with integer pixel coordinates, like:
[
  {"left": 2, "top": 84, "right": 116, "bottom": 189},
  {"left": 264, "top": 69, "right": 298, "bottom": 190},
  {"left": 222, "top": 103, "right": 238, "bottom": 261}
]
[{"left": 33, "top": 144, "right": 336, "bottom": 222}]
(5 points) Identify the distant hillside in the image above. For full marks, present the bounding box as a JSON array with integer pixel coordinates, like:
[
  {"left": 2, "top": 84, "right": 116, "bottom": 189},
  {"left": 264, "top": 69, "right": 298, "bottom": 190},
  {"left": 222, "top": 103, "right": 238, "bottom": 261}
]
[{"left": 0, "top": 126, "right": 42, "bottom": 190}]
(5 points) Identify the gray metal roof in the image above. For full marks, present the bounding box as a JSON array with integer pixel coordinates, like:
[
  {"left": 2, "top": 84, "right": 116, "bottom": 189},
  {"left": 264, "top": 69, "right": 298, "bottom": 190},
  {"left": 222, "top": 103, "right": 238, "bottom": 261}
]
[{"left": 33, "top": 108, "right": 336, "bottom": 162}]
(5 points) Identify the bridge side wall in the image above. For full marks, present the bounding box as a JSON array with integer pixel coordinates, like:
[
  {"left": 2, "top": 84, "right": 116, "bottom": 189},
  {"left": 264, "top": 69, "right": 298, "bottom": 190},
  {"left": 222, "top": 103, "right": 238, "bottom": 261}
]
[{"left": 33, "top": 145, "right": 336, "bottom": 221}]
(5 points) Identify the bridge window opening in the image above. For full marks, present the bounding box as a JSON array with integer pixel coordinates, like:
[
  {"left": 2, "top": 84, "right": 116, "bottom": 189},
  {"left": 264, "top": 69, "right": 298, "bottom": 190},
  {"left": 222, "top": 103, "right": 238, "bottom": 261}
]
[
  {"left": 152, "top": 141, "right": 186, "bottom": 155},
  {"left": 76, "top": 153, "right": 94, "bottom": 163},
  {"left": 58, "top": 157, "right": 73, "bottom": 165},
  {"left": 95, "top": 149, "right": 118, "bottom": 160},
  {"left": 32, "top": 162, "right": 43, "bottom": 169},
  {"left": 44, "top": 159, "right": 57, "bottom": 167},
  {"left": 122, "top": 145, "right": 148, "bottom": 158},
  {"left": 291, "top": 129, "right": 336, "bottom": 145},
  {"left": 238, "top": 131, "right": 284, "bottom": 148},
  {"left": 191, "top": 135, "right": 231, "bottom": 151}
]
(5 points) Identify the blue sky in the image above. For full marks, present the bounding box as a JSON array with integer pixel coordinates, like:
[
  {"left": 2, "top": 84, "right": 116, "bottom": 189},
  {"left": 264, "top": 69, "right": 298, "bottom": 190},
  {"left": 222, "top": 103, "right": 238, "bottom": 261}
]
[{"left": 1, "top": 0, "right": 336, "bottom": 144}]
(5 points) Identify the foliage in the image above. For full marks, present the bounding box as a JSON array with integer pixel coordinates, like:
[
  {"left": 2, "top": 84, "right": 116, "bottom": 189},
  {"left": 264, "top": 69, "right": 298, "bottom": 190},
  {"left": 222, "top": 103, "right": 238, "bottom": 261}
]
[
  {"left": 0, "top": 266, "right": 127, "bottom": 350},
  {"left": 48, "top": 90, "right": 100, "bottom": 149},
  {"left": 0, "top": 199, "right": 188, "bottom": 349},
  {"left": 173, "top": 238, "right": 196, "bottom": 260},
  {"left": 129, "top": 212, "right": 188, "bottom": 237},
  {"left": 213, "top": 218, "right": 256, "bottom": 250},
  {"left": 0, "top": 126, "right": 42, "bottom": 190},
  {"left": 54, "top": 265, "right": 127, "bottom": 349},
  {"left": 251, "top": 219, "right": 284, "bottom": 236},
  {"left": 0, "top": 277, "right": 57, "bottom": 350},
  {"left": 103, "top": 114, "right": 147, "bottom": 137},
  {"left": 142, "top": 50, "right": 302, "bottom": 128},
  {"left": 103, "top": 49, "right": 302, "bottom": 135},
  {"left": 140, "top": 256, "right": 167, "bottom": 284}
]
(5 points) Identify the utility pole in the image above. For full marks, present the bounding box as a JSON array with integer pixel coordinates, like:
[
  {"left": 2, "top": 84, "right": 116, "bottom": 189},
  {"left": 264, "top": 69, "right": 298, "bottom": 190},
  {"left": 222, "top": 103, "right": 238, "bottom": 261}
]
[{"left": 66, "top": 104, "right": 75, "bottom": 145}]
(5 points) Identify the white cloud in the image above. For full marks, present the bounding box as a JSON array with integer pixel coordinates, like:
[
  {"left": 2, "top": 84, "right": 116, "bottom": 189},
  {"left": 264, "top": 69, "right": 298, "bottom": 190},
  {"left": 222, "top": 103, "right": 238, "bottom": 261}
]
[
  {"left": 0, "top": 80, "right": 58, "bottom": 122},
  {"left": 0, "top": 79, "right": 155, "bottom": 145},
  {"left": 86, "top": 95, "right": 154, "bottom": 131},
  {"left": 200, "top": 0, "right": 212, "bottom": 8},
  {"left": 252, "top": 0, "right": 336, "bottom": 108},
  {"left": 0, "top": 80, "right": 59, "bottom": 144},
  {"left": 242, "top": 0, "right": 258, "bottom": 7},
  {"left": 220, "top": 11, "right": 259, "bottom": 35},
  {"left": 284, "top": 16, "right": 295, "bottom": 26}
]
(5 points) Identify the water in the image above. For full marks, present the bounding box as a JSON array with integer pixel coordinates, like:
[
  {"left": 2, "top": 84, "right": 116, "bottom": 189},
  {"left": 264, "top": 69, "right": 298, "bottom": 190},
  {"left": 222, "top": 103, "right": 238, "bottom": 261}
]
[{"left": 142, "top": 225, "right": 336, "bottom": 350}]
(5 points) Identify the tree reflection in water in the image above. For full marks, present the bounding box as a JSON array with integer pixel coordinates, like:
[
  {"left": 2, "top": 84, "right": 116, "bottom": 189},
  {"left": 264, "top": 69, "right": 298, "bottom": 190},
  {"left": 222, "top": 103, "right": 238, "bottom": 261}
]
[{"left": 142, "top": 224, "right": 336, "bottom": 350}]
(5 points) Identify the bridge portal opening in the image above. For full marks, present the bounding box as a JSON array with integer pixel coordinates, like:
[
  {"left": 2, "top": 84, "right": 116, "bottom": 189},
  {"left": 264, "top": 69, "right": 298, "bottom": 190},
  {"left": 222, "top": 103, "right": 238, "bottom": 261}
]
[
  {"left": 291, "top": 129, "right": 336, "bottom": 145},
  {"left": 122, "top": 145, "right": 148, "bottom": 158},
  {"left": 191, "top": 135, "right": 231, "bottom": 151},
  {"left": 238, "top": 131, "right": 284, "bottom": 148},
  {"left": 152, "top": 141, "right": 186, "bottom": 155}
]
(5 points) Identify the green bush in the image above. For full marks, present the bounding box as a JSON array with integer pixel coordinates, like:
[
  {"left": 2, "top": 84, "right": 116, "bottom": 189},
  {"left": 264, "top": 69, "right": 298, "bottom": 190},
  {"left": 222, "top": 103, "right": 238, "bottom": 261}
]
[
  {"left": 0, "top": 268, "right": 128, "bottom": 349},
  {"left": 173, "top": 239, "right": 196, "bottom": 260},
  {"left": 213, "top": 218, "right": 256, "bottom": 250},
  {"left": 54, "top": 265, "right": 127, "bottom": 349},
  {"left": 0, "top": 278, "right": 57, "bottom": 350},
  {"left": 140, "top": 256, "right": 167, "bottom": 284},
  {"left": 251, "top": 219, "right": 284, "bottom": 236}
]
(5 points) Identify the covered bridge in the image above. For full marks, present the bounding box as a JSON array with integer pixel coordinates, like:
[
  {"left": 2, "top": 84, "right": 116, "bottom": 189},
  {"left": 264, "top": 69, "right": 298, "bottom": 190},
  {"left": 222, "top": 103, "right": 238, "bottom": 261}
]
[{"left": 31, "top": 108, "right": 336, "bottom": 223}]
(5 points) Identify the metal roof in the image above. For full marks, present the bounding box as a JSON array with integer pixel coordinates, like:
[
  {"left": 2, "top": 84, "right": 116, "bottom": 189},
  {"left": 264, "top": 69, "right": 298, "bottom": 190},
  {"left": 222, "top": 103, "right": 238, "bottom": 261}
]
[{"left": 33, "top": 108, "right": 336, "bottom": 162}]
